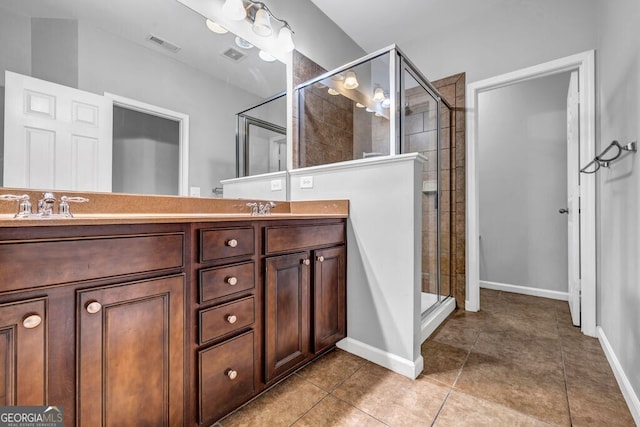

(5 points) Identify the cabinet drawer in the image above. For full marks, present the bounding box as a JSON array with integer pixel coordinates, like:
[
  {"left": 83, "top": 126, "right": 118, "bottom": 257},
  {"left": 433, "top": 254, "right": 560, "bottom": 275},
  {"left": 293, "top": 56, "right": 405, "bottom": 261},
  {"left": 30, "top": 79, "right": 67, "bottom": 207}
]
[
  {"left": 199, "top": 297, "right": 255, "bottom": 344},
  {"left": 200, "top": 227, "right": 254, "bottom": 262},
  {"left": 199, "top": 331, "right": 255, "bottom": 424},
  {"left": 0, "top": 233, "right": 184, "bottom": 292},
  {"left": 265, "top": 223, "right": 345, "bottom": 255},
  {"left": 199, "top": 262, "right": 255, "bottom": 303}
]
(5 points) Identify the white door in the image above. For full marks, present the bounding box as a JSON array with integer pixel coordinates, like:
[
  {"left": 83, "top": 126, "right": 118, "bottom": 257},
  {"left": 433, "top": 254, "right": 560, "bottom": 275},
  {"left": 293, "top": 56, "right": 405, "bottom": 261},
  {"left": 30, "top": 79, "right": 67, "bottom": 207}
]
[
  {"left": 269, "top": 136, "right": 286, "bottom": 172},
  {"left": 566, "top": 71, "right": 580, "bottom": 326},
  {"left": 4, "top": 71, "right": 112, "bottom": 191}
]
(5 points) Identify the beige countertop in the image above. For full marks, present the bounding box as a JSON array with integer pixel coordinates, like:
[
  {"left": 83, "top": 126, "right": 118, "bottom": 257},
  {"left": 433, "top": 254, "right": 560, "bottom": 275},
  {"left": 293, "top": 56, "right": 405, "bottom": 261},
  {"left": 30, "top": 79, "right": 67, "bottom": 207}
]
[{"left": 0, "top": 188, "right": 348, "bottom": 227}]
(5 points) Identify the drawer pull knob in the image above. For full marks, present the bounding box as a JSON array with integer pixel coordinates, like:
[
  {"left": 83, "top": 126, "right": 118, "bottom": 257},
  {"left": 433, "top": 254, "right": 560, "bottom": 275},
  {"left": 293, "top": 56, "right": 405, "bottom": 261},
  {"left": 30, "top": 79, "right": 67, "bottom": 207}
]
[
  {"left": 22, "top": 314, "right": 42, "bottom": 329},
  {"left": 302, "top": 259, "right": 310, "bottom": 266},
  {"left": 226, "top": 314, "right": 238, "bottom": 324},
  {"left": 226, "top": 369, "right": 238, "bottom": 380},
  {"left": 226, "top": 276, "right": 238, "bottom": 286},
  {"left": 86, "top": 301, "right": 102, "bottom": 314},
  {"left": 227, "top": 239, "right": 238, "bottom": 248},
  {"left": 317, "top": 255, "right": 325, "bottom": 263}
]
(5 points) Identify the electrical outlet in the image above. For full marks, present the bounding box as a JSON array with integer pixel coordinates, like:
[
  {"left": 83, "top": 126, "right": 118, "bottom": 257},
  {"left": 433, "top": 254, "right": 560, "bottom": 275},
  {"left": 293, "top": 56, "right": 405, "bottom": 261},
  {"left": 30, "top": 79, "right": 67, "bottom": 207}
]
[
  {"left": 189, "top": 186, "right": 201, "bottom": 197},
  {"left": 300, "top": 176, "right": 314, "bottom": 188},
  {"left": 270, "top": 179, "right": 283, "bottom": 191}
]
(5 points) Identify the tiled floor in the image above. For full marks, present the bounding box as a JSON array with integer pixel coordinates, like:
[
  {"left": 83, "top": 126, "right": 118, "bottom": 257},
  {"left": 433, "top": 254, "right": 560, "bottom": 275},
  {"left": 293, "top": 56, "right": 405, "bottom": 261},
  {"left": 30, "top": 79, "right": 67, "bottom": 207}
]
[{"left": 218, "top": 289, "right": 635, "bottom": 426}]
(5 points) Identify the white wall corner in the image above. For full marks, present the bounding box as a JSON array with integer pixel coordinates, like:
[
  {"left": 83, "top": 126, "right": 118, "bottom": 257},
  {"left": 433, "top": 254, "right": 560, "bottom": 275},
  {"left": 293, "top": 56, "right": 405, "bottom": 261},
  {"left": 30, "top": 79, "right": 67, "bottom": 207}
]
[
  {"left": 597, "top": 327, "right": 640, "bottom": 425},
  {"left": 337, "top": 337, "right": 424, "bottom": 379}
]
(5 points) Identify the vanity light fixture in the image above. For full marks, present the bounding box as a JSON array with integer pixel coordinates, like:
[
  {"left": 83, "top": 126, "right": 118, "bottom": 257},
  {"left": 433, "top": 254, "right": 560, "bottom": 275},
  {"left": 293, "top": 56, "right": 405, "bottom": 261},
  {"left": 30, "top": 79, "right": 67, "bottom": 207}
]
[
  {"left": 252, "top": 5, "right": 272, "bottom": 36},
  {"left": 356, "top": 102, "right": 365, "bottom": 108},
  {"left": 205, "top": 19, "right": 229, "bottom": 34},
  {"left": 372, "top": 87, "right": 385, "bottom": 102},
  {"left": 327, "top": 88, "right": 340, "bottom": 96},
  {"left": 259, "top": 50, "right": 277, "bottom": 62},
  {"left": 222, "top": 0, "right": 295, "bottom": 53},
  {"left": 374, "top": 112, "right": 382, "bottom": 117},
  {"left": 331, "top": 73, "right": 345, "bottom": 81},
  {"left": 343, "top": 71, "right": 359, "bottom": 89},
  {"left": 222, "top": 0, "right": 247, "bottom": 21},
  {"left": 381, "top": 95, "right": 391, "bottom": 109},
  {"left": 365, "top": 107, "right": 374, "bottom": 113}
]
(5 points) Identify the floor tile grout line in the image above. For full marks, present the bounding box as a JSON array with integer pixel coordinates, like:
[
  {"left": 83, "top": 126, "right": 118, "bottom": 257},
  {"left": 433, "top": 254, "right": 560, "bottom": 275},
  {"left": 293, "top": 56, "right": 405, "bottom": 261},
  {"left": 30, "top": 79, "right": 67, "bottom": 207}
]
[
  {"left": 556, "top": 306, "right": 575, "bottom": 426},
  {"left": 327, "top": 391, "right": 391, "bottom": 426},
  {"left": 287, "top": 392, "right": 330, "bottom": 427},
  {"left": 429, "top": 387, "right": 454, "bottom": 427}
]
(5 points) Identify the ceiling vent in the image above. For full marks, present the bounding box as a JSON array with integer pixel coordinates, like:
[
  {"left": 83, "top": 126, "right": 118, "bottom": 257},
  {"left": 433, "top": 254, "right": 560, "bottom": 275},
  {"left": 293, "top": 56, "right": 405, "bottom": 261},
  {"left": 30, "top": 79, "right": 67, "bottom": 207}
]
[
  {"left": 147, "top": 34, "right": 181, "bottom": 53},
  {"left": 222, "top": 47, "right": 247, "bottom": 62}
]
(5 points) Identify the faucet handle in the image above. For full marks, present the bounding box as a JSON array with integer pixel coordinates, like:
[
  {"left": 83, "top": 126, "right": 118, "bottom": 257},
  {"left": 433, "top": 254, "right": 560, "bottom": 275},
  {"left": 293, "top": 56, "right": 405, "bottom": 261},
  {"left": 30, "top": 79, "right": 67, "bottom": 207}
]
[
  {"left": 59, "top": 195, "right": 89, "bottom": 218},
  {"left": 0, "top": 194, "right": 32, "bottom": 218}
]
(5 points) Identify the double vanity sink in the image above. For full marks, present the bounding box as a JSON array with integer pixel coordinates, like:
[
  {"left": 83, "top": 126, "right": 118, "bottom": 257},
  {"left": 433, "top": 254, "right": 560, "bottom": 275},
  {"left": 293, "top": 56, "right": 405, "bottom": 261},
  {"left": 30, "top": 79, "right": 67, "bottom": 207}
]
[{"left": 0, "top": 189, "right": 348, "bottom": 426}]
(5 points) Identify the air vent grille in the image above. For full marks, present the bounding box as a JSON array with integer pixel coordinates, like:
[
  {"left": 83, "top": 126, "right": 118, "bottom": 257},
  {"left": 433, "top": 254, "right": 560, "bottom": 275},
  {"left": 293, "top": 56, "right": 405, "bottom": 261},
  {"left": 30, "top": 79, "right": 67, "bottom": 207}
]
[
  {"left": 147, "top": 34, "right": 181, "bottom": 53},
  {"left": 222, "top": 48, "right": 246, "bottom": 62}
]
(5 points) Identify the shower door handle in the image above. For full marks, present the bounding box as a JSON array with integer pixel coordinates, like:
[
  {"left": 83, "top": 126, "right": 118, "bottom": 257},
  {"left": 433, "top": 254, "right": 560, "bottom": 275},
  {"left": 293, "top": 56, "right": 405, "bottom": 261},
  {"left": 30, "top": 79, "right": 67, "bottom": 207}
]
[{"left": 558, "top": 208, "right": 569, "bottom": 214}]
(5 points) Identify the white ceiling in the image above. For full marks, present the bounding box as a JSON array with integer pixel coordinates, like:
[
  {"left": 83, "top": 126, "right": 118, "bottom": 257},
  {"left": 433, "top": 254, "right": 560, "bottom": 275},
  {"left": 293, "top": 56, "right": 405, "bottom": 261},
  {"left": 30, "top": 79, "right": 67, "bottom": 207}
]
[
  {"left": 1, "top": 0, "right": 286, "bottom": 98},
  {"left": 310, "top": 0, "right": 509, "bottom": 53}
]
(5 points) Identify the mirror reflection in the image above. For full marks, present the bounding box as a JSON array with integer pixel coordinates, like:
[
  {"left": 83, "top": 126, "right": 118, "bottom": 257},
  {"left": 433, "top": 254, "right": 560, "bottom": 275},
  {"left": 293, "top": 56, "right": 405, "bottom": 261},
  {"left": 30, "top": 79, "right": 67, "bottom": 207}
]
[{"left": 0, "top": 0, "right": 286, "bottom": 196}]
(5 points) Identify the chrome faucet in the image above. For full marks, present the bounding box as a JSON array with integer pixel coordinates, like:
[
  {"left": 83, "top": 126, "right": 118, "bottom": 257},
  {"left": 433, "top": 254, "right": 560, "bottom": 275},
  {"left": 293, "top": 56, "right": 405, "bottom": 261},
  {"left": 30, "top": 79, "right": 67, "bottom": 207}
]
[
  {"left": 0, "top": 192, "right": 88, "bottom": 218},
  {"left": 259, "top": 201, "right": 276, "bottom": 216},
  {"left": 246, "top": 202, "right": 259, "bottom": 216},
  {"left": 38, "top": 192, "right": 56, "bottom": 216}
]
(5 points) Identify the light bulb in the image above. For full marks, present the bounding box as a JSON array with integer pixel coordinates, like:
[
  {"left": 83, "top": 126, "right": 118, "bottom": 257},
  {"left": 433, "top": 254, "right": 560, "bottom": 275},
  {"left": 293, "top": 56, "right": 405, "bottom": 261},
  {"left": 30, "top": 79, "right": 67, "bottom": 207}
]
[
  {"left": 373, "top": 87, "right": 385, "bottom": 102},
  {"left": 206, "top": 19, "right": 228, "bottom": 34},
  {"left": 222, "top": 0, "right": 247, "bottom": 21},
  {"left": 259, "top": 50, "right": 277, "bottom": 62},
  {"left": 328, "top": 88, "right": 339, "bottom": 96},
  {"left": 253, "top": 7, "right": 272, "bottom": 37},
  {"left": 343, "top": 71, "right": 359, "bottom": 89},
  {"left": 278, "top": 26, "right": 295, "bottom": 52}
]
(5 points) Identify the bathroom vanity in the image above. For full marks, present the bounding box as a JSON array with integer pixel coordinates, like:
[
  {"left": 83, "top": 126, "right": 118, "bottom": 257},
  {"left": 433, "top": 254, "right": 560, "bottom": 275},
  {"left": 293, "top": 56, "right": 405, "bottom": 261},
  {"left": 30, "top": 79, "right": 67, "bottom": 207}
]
[{"left": 0, "top": 194, "right": 347, "bottom": 426}]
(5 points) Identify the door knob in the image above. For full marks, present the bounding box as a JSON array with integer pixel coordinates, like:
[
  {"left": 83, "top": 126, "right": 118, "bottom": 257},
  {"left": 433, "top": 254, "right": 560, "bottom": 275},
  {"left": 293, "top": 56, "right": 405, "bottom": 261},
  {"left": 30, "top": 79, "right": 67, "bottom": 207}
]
[{"left": 559, "top": 208, "right": 569, "bottom": 214}]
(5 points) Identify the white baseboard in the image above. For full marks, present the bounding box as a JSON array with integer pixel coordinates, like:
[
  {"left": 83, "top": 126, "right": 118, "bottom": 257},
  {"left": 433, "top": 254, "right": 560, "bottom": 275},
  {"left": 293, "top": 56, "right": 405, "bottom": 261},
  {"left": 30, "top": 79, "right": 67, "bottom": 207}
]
[
  {"left": 480, "top": 280, "right": 569, "bottom": 301},
  {"left": 421, "top": 297, "right": 456, "bottom": 342},
  {"left": 336, "top": 337, "right": 423, "bottom": 379},
  {"left": 597, "top": 326, "right": 640, "bottom": 425}
]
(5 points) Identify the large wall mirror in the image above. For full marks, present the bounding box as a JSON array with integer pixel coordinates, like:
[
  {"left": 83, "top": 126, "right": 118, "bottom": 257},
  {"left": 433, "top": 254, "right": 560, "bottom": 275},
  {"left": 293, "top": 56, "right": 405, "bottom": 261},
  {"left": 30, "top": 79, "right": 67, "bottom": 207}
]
[{"left": 0, "top": 0, "right": 286, "bottom": 196}]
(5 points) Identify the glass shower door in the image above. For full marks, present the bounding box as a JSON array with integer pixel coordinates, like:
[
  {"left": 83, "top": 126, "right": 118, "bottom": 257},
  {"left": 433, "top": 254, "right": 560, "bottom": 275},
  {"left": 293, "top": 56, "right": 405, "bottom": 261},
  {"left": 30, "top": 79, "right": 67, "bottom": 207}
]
[{"left": 401, "top": 65, "right": 451, "bottom": 315}]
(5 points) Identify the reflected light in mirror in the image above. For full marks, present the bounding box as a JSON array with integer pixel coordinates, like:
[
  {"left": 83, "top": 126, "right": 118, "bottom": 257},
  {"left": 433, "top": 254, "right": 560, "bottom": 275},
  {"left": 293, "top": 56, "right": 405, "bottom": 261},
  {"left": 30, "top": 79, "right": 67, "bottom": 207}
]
[
  {"left": 259, "top": 50, "right": 277, "bottom": 62},
  {"left": 372, "top": 87, "right": 385, "bottom": 102},
  {"left": 205, "top": 18, "right": 228, "bottom": 34},
  {"left": 327, "top": 88, "right": 339, "bottom": 96},
  {"left": 343, "top": 71, "right": 359, "bottom": 89}
]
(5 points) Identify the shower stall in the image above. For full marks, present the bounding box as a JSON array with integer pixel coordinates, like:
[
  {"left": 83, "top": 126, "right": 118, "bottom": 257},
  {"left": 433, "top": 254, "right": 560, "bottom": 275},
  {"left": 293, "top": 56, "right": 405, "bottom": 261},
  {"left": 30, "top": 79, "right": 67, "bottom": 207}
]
[{"left": 294, "top": 46, "right": 454, "bottom": 318}]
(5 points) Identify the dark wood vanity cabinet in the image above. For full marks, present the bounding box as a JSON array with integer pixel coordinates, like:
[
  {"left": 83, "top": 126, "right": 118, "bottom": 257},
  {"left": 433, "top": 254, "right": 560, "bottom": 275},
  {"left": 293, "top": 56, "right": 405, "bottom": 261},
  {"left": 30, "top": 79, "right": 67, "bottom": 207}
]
[
  {"left": 263, "top": 222, "right": 347, "bottom": 384},
  {"left": 0, "top": 217, "right": 346, "bottom": 426}
]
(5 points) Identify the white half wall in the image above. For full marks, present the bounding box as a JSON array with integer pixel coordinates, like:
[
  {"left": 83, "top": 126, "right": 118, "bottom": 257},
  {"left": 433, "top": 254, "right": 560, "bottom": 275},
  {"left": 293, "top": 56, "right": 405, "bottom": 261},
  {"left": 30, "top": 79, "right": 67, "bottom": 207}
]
[
  {"left": 221, "top": 171, "right": 288, "bottom": 201},
  {"left": 289, "top": 154, "right": 424, "bottom": 378}
]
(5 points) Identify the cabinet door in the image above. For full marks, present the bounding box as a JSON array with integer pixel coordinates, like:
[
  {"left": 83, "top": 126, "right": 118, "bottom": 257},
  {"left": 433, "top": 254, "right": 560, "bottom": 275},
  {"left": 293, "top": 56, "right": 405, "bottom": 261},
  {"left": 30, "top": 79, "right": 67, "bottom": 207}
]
[
  {"left": 0, "top": 299, "right": 47, "bottom": 405},
  {"left": 313, "top": 246, "right": 346, "bottom": 353},
  {"left": 78, "top": 275, "right": 184, "bottom": 427},
  {"left": 265, "top": 252, "right": 311, "bottom": 382}
]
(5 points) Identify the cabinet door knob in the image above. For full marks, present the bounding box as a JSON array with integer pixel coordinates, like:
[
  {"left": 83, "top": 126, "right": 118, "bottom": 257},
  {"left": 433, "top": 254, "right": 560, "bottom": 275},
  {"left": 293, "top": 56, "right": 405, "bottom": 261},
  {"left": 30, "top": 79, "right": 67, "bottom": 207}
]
[
  {"left": 227, "top": 239, "right": 238, "bottom": 248},
  {"left": 226, "top": 276, "right": 238, "bottom": 286},
  {"left": 226, "top": 369, "right": 238, "bottom": 380},
  {"left": 302, "top": 259, "right": 310, "bottom": 266},
  {"left": 22, "top": 314, "right": 42, "bottom": 329},
  {"left": 317, "top": 255, "right": 325, "bottom": 263},
  {"left": 86, "top": 301, "right": 102, "bottom": 314},
  {"left": 226, "top": 314, "right": 237, "bottom": 324}
]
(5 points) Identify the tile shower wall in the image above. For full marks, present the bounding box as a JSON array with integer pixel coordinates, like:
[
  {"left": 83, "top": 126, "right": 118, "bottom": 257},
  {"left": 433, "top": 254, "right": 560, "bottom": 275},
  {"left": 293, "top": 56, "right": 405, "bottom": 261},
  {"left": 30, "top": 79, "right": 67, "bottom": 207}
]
[{"left": 434, "top": 73, "right": 466, "bottom": 310}]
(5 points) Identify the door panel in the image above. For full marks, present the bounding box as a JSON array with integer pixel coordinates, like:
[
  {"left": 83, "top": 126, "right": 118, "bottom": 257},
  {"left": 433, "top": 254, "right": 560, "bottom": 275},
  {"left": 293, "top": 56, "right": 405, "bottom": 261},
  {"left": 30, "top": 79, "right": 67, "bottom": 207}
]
[
  {"left": 4, "top": 70, "right": 112, "bottom": 191},
  {"left": 0, "top": 299, "right": 47, "bottom": 406},
  {"left": 265, "top": 252, "right": 310, "bottom": 382},
  {"left": 78, "top": 275, "right": 184, "bottom": 427},
  {"left": 567, "top": 71, "right": 580, "bottom": 326},
  {"left": 313, "top": 246, "right": 346, "bottom": 353}
]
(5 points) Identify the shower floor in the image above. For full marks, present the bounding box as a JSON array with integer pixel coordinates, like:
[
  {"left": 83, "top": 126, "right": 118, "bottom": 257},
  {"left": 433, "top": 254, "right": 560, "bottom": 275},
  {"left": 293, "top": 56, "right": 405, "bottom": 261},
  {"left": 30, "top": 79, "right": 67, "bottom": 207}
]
[{"left": 421, "top": 292, "right": 439, "bottom": 313}]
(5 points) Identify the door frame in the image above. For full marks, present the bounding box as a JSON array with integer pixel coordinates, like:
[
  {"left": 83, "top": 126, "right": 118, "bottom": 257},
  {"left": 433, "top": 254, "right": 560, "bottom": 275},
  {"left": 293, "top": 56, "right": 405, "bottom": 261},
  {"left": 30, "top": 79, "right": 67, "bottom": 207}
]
[
  {"left": 465, "top": 50, "right": 596, "bottom": 337},
  {"left": 105, "top": 93, "right": 190, "bottom": 196}
]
